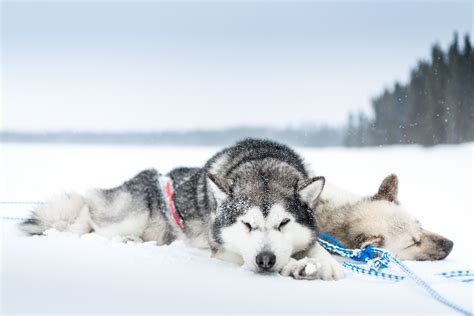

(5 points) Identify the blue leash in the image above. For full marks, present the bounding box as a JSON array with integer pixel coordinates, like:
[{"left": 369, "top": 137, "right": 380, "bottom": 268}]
[{"left": 318, "top": 232, "right": 473, "bottom": 315}]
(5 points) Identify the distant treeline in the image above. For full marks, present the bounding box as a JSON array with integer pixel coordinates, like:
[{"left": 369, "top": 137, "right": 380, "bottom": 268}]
[
  {"left": 0, "top": 126, "right": 343, "bottom": 147},
  {"left": 345, "top": 33, "right": 473, "bottom": 146},
  {"left": 2, "top": 33, "right": 472, "bottom": 148}
]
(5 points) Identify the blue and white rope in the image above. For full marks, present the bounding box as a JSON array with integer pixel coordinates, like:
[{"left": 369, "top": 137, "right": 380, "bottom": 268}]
[
  {"left": 439, "top": 270, "right": 474, "bottom": 283},
  {"left": 319, "top": 232, "right": 473, "bottom": 316},
  {"left": 389, "top": 254, "right": 472, "bottom": 315},
  {"left": 440, "top": 270, "right": 474, "bottom": 278}
]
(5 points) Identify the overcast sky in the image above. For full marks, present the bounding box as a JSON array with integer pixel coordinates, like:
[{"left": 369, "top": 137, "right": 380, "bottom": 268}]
[{"left": 1, "top": 0, "right": 472, "bottom": 132}]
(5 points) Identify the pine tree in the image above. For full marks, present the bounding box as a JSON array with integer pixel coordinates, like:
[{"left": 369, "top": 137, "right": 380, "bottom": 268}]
[
  {"left": 393, "top": 83, "right": 409, "bottom": 144},
  {"left": 344, "top": 113, "right": 357, "bottom": 147},
  {"left": 407, "top": 61, "right": 432, "bottom": 145},
  {"left": 427, "top": 44, "right": 448, "bottom": 144},
  {"left": 357, "top": 111, "right": 372, "bottom": 146},
  {"left": 445, "top": 33, "right": 463, "bottom": 143},
  {"left": 460, "top": 34, "right": 474, "bottom": 142}
]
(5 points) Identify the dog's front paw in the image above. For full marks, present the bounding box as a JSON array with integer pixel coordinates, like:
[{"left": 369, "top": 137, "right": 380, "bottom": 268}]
[
  {"left": 280, "top": 257, "right": 322, "bottom": 280},
  {"left": 316, "top": 255, "right": 345, "bottom": 281},
  {"left": 280, "top": 256, "right": 344, "bottom": 281}
]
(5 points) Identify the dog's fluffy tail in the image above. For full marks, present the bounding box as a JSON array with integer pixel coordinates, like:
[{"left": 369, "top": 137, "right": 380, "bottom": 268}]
[{"left": 19, "top": 193, "right": 92, "bottom": 235}]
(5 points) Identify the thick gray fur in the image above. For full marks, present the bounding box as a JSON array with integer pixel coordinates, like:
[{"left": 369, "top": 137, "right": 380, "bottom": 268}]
[{"left": 21, "top": 139, "right": 318, "bottom": 248}]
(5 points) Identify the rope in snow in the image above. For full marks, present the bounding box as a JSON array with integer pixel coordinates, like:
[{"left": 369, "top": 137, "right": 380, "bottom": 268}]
[
  {"left": 0, "top": 201, "right": 44, "bottom": 205},
  {"left": 0, "top": 201, "right": 41, "bottom": 221},
  {"left": 0, "top": 216, "right": 30, "bottom": 221},
  {"left": 0, "top": 200, "right": 41, "bottom": 221},
  {"left": 439, "top": 270, "right": 474, "bottom": 283},
  {"left": 319, "top": 232, "right": 473, "bottom": 316}
]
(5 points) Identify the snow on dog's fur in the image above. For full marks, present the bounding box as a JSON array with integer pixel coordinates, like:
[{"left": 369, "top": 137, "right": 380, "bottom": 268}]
[
  {"left": 215, "top": 204, "right": 315, "bottom": 272},
  {"left": 20, "top": 139, "right": 344, "bottom": 281},
  {"left": 316, "top": 174, "right": 453, "bottom": 260}
]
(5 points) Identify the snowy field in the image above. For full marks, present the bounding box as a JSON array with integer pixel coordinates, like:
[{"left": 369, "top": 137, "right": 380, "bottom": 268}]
[{"left": 1, "top": 142, "right": 473, "bottom": 315}]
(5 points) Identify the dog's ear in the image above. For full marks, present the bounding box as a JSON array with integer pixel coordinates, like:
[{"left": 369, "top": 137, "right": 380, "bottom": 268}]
[
  {"left": 353, "top": 233, "right": 385, "bottom": 249},
  {"left": 373, "top": 174, "right": 398, "bottom": 202},
  {"left": 207, "top": 173, "right": 232, "bottom": 204},
  {"left": 298, "top": 176, "right": 325, "bottom": 207}
]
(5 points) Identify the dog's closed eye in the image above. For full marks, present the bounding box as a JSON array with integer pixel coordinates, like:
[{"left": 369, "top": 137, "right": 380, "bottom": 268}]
[
  {"left": 242, "top": 221, "right": 254, "bottom": 232},
  {"left": 278, "top": 218, "right": 290, "bottom": 231},
  {"left": 406, "top": 239, "right": 422, "bottom": 248}
]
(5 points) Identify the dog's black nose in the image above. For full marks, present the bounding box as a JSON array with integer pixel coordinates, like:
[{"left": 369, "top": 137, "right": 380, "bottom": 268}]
[
  {"left": 440, "top": 239, "right": 454, "bottom": 255},
  {"left": 256, "top": 251, "right": 276, "bottom": 270}
]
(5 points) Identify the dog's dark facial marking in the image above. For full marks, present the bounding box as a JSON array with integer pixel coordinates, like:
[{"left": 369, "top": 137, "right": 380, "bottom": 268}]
[
  {"left": 211, "top": 195, "right": 251, "bottom": 244},
  {"left": 284, "top": 197, "right": 316, "bottom": 230},
  {"left": 373, "top": 174, "right": 398, "bottom": 202}
]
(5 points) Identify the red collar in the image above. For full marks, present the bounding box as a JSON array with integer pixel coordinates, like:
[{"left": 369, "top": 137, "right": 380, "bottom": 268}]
[{"left": 160, "top": 176, "right": 185, "bottom": 232}]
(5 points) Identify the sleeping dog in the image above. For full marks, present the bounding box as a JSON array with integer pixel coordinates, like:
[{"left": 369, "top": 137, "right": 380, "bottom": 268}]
[{"left": 316, "top": 174, "right": 453, "bottom": 260}]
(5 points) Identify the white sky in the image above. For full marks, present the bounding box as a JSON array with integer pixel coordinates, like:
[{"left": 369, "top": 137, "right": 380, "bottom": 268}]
[{"left": 1, "top": 0, "right": 472, "bottom": 132}]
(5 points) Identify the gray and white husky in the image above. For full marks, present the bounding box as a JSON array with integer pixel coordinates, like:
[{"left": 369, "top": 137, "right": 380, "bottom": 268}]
[
  {"left": 317, "top": 174, "right": 454, "bottom": 261},
  {"left": 20, "top": 139, "right": 344, "bottom": 281}
]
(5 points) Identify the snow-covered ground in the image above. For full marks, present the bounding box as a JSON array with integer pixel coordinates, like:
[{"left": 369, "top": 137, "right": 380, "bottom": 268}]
[{"left": 1, "top": 143, "right": 473, "bottom": 315}]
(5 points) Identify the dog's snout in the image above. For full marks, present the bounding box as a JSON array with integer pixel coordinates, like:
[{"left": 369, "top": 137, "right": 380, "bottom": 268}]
[
  {"left": 256, "top": 251, "right": 276, "bottom": 270},
  {"left": 439, "top": 239, "right": 454, "bottom": 255}
]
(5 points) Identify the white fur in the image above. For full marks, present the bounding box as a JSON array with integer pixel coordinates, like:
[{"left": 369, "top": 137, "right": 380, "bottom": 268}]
[
  {"left": 23, "top": 189, "right": 154, "bottom": 242},
  {"left": 22, "top": 193, "right": 88, "bottom": 234},
  {"left": 208, "top": 154, "right": 229, "bottom": 177},
  {"left": 212, "top": 249, "right": 244, "bottom": 266},
  {"left": 351, "top": 199, "right": 430, "bottom": 259},
  {"left": 142, "top": 216, "right": 174, "bottom": 244},
  {"left": 299, "top": 178, "right": 324, "bottom": 206},
  {"left": 319, "top": 181, "right": 361, "bottom": 208},
  {"left": 317, "top": 180, "right": 450, "bottom": 260},
  {"left": 207, "top": 178, "right": 228, "bottom": 205},
  {"left": 68, "top": 205, "right": 92, "bottom": 235},
  {"left": 307, "top": 243, "right": 345, "bottom": 280},
  {"left": 90, "top": 212, "right": 149, "bottom": 240},
  {"left": 219, "top": 204, "right": 314, "bottom": 272},
  {"left": 280, "top": 244, "right": 344, "bottom": 280},
  {"left": 86, "top": 190, "right": 150, "bottom": 240}
]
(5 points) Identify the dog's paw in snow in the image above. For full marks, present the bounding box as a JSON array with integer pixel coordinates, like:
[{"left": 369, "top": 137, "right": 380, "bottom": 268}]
[
  {"left": 314, "top": 255, "right": 345, "bottom": 280},
  {"left": 280, "top": 257, "right": 322, "bottom": 280},
  {"left": 306, "top": 244, "right": 345, "bottom": 280},
  {"left": 281, "top": 255, "right": 345, "bottom": 281}
]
